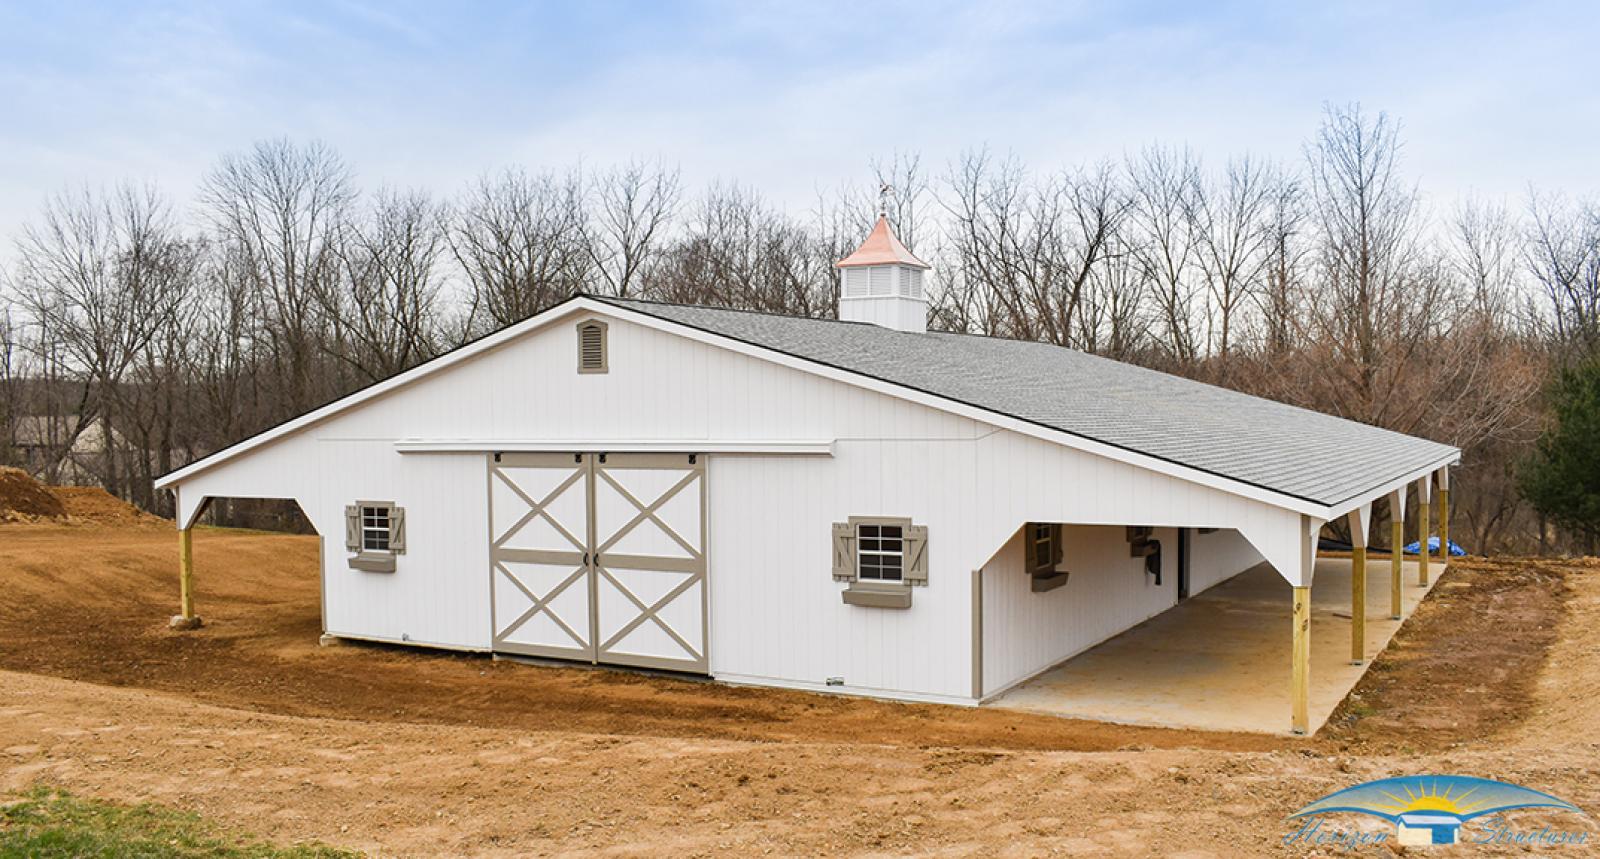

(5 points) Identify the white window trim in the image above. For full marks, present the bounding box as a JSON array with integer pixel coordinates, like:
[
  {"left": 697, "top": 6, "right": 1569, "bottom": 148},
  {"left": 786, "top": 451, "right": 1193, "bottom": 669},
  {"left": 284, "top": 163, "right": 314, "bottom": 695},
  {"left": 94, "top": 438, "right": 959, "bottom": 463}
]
[
  {"left": 857, "top": 521, "right": 906, "bottom": 583},
  {"left": 349, "top": 499, "right": 401, "bottom": 573},
  {"left": 361, "top": 504, "right": 393, "bottom": 553}
]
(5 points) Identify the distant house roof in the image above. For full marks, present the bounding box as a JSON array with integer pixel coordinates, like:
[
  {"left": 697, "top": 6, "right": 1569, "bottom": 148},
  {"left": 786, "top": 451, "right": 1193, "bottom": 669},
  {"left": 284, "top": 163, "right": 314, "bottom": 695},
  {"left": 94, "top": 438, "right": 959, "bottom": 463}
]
[
  {"left": 597, "top": 297, "right": 1458, "bottom": 508},
  {"left": 11, "top": 416, "right": 126, "bottom": 452},
  {"left": 835, "top": 216, "right": 931, "bottom": 269}
]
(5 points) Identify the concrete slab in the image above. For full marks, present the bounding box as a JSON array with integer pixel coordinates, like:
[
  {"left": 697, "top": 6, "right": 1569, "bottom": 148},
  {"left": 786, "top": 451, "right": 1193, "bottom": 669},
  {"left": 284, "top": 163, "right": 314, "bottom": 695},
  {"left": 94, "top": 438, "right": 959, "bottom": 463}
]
[{"left": 986, "top": 555, "right": 1443, "bottom": 735}]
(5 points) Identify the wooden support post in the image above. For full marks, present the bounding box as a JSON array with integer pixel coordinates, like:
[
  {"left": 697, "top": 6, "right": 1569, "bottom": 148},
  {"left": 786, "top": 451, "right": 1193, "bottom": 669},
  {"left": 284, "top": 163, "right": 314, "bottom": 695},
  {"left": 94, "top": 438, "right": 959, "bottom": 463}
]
[
  {"left": 1347, "top": 505, "right": 1370, "bottom": 665},
  {"left": 1439, "top": 488, "right": 1449, "bottom": 569},
  {"left": 1417, "top": 486, "right": 1432, "bottom": 587},
  {"left": 1290, "top": 514, "right": 1317, "bottom": 735},
  {"left": 1388, "top": 488, "right": 1405, "bottom": 620},
  {"left": 1351, "top": 543, "right": 1366, "bottom": 664},
  {"left": 1292, "top": 585, "right": 1311, "bottom": 735},
  {"left": 179, "top": 527, "right": 195, "bottom": 618},
  {"left": 1437, "top": 466, "right": 1451, "bottom": 573},
  {"left": 170, "top": 527, "right": 203, "bottom": 630}
]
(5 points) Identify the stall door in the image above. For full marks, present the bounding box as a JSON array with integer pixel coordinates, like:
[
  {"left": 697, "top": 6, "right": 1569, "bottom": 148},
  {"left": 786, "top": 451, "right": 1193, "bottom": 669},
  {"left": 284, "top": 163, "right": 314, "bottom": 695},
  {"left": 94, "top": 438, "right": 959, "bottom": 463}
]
[
  {"left": 592, "top": 454, "right": 707, "bottom": 673},
  {"left": 488, "top": 452, "right": 707, "bottom": 673},
  {"left": 489, "top": 453, "right": 595, "bottom": 661}
]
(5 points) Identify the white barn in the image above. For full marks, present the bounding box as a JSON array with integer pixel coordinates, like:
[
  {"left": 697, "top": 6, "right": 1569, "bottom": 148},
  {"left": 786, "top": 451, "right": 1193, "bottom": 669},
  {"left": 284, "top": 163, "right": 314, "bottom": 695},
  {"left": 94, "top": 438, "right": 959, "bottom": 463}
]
[{"left": 155, "top": 216, "right": 1459, "bottom": 733}]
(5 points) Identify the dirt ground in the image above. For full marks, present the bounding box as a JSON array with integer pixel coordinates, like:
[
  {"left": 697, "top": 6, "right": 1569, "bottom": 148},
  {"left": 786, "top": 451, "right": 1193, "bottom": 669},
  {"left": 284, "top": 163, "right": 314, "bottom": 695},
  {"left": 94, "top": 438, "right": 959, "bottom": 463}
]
[{"left": 0, "top": 523, "right": 1596, "bottom": 855}]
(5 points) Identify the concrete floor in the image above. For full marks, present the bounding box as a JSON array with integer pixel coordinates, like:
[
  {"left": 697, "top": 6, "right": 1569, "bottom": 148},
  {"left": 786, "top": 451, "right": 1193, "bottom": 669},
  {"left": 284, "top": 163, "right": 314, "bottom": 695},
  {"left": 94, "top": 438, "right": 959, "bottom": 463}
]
[{"left": 987, "top": 555, "right": 1442, "bottom": 735}]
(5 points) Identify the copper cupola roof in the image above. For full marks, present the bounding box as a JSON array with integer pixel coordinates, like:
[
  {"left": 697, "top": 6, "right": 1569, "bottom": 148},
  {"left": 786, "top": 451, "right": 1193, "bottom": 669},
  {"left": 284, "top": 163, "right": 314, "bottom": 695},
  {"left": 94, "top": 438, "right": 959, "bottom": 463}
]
[{"left": 835, "top": 216, "right": 931, "bottom": 269}]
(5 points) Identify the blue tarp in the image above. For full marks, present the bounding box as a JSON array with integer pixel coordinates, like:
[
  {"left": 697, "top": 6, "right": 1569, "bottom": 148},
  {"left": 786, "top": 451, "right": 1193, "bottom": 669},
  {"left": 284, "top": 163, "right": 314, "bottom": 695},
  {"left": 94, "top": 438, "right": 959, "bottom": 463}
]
[{"left": 1403, "top": 536, "right": 1467, "bottom": 556}]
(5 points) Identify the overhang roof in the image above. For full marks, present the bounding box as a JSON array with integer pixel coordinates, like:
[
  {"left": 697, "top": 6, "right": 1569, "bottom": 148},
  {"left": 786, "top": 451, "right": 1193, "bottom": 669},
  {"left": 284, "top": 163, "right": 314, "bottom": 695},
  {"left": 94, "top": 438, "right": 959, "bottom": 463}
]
[{"left": 598, "top": 297, "right": 1459, "bottom": 508}]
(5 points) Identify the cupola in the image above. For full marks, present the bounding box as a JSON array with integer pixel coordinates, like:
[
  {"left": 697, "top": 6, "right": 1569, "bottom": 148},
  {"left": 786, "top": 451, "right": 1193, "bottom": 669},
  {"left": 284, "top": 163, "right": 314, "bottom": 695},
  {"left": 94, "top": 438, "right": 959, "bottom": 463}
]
[{"left": 835, "top": 215, "right": 930, "bottom": 333}]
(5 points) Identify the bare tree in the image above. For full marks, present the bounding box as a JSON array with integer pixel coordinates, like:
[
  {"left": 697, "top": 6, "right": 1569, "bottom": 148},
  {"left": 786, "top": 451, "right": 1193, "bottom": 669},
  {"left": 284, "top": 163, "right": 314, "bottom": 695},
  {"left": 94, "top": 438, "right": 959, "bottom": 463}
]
[
  {"left": 1079, "top": 231, "right": 1150, "bottom": 360},
  {"left": 200, "top": 139, "right": 355, "bottom": 413},
  {"left": 589, "top": 160, "right": 681, "bottom": 298},
  {"left": 451, "top": 167, "right": 592, "bottom": 329},
  {"left": 1452, "top": 196, "right": 1522, "bottom": 324},
  {"left": 1192, "top": 156, "right": 1279, "bottom": 373},
  {"left": 14, "top": 184, "right": 194, "bottom": 490},
  {"left": 937, "top": 151, "right": 1125, "bottom": 344},
  {"left": 1256, "top": 174, "right": 1311, "bottom": 357},
  {"left": 1302, "top": 103, "right": 1433, "bottom": 425},
  {"left": 323, "top": 188, "right": 449, "bottom": 381},
  {"left": 1125, "top": 146, "right": 1204, "bottom": 366},
  {"left": 1524, "top": 191, "right": 1600, "bottom": 357},
  {"left": 0, "top": 298, "right": 20, "bottom": 467},
  {"left": 644, "top": 183, "right": 834, "bottom": 317}
]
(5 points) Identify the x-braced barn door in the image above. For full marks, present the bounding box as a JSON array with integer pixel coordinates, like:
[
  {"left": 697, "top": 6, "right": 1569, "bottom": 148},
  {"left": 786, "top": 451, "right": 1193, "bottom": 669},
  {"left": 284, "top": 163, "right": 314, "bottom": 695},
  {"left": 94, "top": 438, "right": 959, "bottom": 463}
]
[
  {"left": 490, "top": 453, "right": 596, "bottom": 662},
  {"left": 489, "top": 452, "right": 708, "bottom": 673},
  {"left": 591, "top": 454, "right": 707, "bottom": 673}
]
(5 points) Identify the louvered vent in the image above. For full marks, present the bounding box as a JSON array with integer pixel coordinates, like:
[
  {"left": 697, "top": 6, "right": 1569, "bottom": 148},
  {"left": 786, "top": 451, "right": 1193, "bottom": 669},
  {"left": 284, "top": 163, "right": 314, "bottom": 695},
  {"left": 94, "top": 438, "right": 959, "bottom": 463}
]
[
  {"left": 577, "top": 320, "right": 608, "bottom": 373},
  {"left": 844, "top": 268, "right": 869, "bottom": 297},
  {"left": 868, "top": 266, "right": 892, "bottom": 295},
  {"left": 902, "top": 267, "right": 923, "bottom": 298}
]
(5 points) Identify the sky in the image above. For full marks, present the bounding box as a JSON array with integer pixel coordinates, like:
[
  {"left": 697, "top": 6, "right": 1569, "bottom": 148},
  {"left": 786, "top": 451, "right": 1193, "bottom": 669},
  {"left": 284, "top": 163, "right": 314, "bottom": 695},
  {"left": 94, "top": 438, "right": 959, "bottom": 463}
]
[{"left": 2, "top": 0, "right": 1598, "bottom": 253}]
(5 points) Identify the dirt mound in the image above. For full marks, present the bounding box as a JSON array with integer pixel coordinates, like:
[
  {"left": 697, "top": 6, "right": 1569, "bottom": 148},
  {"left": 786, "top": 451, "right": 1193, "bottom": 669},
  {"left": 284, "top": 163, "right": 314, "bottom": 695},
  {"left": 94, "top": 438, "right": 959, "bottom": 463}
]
[
  {"left": 50, "top": 485, "right": 162, "bottom": 525},
  {"left": 0, "top": 467, "right": 67, "bottom": 520}
]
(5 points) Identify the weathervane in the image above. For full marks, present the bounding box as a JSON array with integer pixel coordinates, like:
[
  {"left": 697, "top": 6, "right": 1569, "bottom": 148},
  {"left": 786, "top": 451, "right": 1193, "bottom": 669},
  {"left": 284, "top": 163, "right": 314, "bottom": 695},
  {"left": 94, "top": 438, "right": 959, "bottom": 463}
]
[{"left": 877, "top": 182, "right": 892, "bottom": 218}]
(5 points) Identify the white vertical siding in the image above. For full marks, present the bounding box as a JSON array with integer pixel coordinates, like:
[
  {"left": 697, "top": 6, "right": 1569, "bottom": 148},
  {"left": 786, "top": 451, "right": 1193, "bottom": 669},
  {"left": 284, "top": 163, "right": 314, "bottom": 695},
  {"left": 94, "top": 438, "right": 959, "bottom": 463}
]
[
  {"left": 1188, "top": 528, "right": 1266, "bottom": 596},
  {"left": 980, "top": 524, "right": 1179, "bottom": 697}
]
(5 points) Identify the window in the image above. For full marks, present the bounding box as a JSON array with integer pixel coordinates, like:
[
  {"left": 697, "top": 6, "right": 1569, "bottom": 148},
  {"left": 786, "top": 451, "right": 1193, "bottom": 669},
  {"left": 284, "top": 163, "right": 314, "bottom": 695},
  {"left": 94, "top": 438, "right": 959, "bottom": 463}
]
[
  {"left": 577, "top": 319, "right": 608, "bottom": 373},
  {"left": 361, "top": 505, "right": 391, "bottom": 551},
  {"left": 1029, "top": 523, "right": 1053, "bottom": 574},
  {"left": 1026, "top": 522, "right": 1068, "bottom": 593},
  {"left": 831, "top": 517, "right": 928, "bottom": 609},
  {"left": 857, "top": 523, "right": 903, "bottom": 581},
  {"left": 344, "top": 502, "right": 405, "bottom": 572}
]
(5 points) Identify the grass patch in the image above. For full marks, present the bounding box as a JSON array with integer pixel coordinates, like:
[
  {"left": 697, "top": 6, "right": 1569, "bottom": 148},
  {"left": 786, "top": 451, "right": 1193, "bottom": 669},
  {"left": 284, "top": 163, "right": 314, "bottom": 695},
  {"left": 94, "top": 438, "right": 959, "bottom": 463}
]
[{"left": 0, "top": 787, "right": 357, "bottom": 858}]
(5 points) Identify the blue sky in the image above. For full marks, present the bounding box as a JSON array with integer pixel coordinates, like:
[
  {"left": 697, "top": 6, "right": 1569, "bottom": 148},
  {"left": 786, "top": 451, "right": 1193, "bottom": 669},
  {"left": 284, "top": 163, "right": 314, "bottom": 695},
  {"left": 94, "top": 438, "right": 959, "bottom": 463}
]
[{"left": 2, "top": 1, "right": 1597, "bottom": 246}]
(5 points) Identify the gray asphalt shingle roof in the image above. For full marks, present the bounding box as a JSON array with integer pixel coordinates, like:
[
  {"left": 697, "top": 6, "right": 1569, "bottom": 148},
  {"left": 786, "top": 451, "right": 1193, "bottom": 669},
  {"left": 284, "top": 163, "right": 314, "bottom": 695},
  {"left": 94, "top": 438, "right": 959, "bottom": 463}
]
[{"left": 600, "top": 297, "right": 1458, "bottom": 508}]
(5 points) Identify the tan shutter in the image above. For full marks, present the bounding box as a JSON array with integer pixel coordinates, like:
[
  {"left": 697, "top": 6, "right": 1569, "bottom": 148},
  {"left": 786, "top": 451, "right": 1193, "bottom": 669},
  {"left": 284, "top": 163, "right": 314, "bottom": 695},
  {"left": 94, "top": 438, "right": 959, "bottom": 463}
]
[
  {"left": 344, "top": 505, "right": 360, "bottom": 551},
  {"left": 904, "top": 524, "right": 929, "bottom": 585},
  {"left": 1050, "top": 523, "right": 1064, "bottom": 566},
  {"left": 832, "top": 522, "right": 855, "bottom": 581},
  {"left": 390, "top": 506, "right": 406, "bottom": 554}
]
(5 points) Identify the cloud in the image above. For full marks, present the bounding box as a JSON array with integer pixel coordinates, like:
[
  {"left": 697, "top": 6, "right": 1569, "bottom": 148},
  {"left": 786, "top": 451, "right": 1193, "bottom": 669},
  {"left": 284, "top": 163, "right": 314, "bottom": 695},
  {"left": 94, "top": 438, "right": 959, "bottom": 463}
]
[{"left": 1, "top": 0, "right": 1598, "bottom": 260}]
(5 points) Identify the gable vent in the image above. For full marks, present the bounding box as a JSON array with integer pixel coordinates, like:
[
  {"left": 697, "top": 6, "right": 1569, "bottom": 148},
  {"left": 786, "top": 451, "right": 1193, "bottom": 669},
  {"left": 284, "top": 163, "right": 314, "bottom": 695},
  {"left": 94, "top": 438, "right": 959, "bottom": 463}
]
[{"left": 577, "top": 319, "right": 608, "bottom": 374}]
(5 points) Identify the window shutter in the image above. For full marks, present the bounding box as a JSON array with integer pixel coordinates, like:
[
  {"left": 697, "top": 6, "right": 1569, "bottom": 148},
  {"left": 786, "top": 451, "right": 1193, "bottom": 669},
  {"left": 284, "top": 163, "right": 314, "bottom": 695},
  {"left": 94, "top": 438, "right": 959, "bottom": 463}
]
[
  {"left": 831, "top": 522, "right": 855, "bottom": 581},
  {"left": 1024, "top": 524, "right": 1040, "bottom": 575},
  {"left": 1050, "top": 523, "right": 1064, "bottom": 566},
  {"left": 344, "top": 505, "right": 360, "bottom": 552},
  {"left": 390, "top": 506, "right": 406, "bottom": 554},
  {"left": 903, "top": 524, "right": 929, "bottom": 585}
]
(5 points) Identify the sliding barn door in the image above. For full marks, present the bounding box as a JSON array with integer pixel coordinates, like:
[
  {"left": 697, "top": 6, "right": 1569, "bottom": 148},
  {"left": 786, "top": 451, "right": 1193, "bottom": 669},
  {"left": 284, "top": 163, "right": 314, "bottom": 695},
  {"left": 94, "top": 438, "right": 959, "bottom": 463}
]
[
  {"left": 591, "top": 454, "right": 708, "bottom": 673},
  {"left": 488, "top": 453, "right": 596, "bottom": 662},
  {"left": 487, "top": 452, "right": 708, "bottom": 673}
]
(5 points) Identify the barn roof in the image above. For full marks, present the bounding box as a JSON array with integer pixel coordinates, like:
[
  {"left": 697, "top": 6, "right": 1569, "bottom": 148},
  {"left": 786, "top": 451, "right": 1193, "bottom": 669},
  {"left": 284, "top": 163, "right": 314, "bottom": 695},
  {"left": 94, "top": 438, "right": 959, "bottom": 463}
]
[{"left": 598, "top": 297, "right": 1458, "bottom": 508}]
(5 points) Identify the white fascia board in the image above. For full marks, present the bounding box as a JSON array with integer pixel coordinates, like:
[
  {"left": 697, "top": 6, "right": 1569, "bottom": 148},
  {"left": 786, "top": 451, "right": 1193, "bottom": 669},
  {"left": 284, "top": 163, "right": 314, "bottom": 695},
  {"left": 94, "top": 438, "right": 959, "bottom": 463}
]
[
  {"left": 154, "top": 298, "right": 613, "bottom": 490},
  {"left": 396, "top": 439, "right": 834, "bottom": 455},
  {"left": 1321, "top": 451, "right": 1462, "bottom": 524}
]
